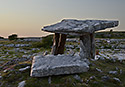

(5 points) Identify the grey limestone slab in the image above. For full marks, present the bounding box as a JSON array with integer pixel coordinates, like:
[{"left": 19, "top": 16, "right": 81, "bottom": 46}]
[
  {"left": 30, "top": 54, "right": 89, "bottom": 77},
  {"left": 42, "top": 19, "right": 118, "bottom": 35}
]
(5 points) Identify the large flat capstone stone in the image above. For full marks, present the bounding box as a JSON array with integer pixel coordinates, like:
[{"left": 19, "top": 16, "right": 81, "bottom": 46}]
[
  {"left": 42, "top": 19, "right": 118, "bottom": 35},
  {"left": 30, "top": 54, "right": 89, "bottom": 77}
]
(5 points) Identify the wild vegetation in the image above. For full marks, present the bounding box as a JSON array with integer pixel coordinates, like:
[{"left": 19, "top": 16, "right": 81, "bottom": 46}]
[
  {"left": 95, "top": 31, "right": 125, "bottom": 39},
  {"left": 67, "top": 31, "right": 125, "bottom": 39},
  {"left": 31, "top": 35, "right": 53, "bottom": 48},
  {"left": 0, "top": 36, "right": 4, "bottom": 39},
  {"left": 0, "top": 32, "right": 125, "bottom": 87},
  {"left": 8, "top": 34, "right": 18, "bottom": 40}
]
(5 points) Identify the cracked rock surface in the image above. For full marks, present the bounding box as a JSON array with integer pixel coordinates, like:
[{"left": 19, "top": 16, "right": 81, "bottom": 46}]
[
  {"left": 31, "top": 54, "right": 89, "bottom": 77},
  {"left": 42, "top": 19, "right": 118, "bottom": 35}
]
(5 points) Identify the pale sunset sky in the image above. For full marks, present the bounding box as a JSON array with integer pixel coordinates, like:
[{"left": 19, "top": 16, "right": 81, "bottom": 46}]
[{"left": 0, "top": 0, "right": 125, "bottom": 37}]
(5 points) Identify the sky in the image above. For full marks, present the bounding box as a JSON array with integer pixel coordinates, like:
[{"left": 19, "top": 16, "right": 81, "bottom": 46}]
[{"left": 0, "top": 0, "right": 125, "bottom": 38}]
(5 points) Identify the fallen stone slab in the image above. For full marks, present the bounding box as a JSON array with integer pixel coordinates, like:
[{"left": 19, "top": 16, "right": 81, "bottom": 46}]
[{"left": 30, "top": 54, "right": 89, "bottom": 77}]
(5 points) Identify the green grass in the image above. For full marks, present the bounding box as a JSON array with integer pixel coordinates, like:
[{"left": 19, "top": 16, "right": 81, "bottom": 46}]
[
  {"left": 0, "top": 34, "right": 125, "bottom": 87},
  {"left": 95, "top": 31, "right": 125, "bottom": 39},
  {"left": 1, "top": 59, "right": 125, "bottom": 87}
]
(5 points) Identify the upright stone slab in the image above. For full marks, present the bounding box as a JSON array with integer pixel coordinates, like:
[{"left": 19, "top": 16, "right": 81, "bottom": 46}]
[
  {"left": 51, "top": 33, "right": 60, "bottom": 55},
  {"left": 79, "top": 33, "right": 91, "bottom": 58},
  {"left": 57, "top": 34, "right": 67, "bottom": 54},
  {"left": 51, "top": 34, "right": 67, "bottom": 55},
  {"left": 79, "top": 33, "right": 95, "bottom": 59},
  {"left": 90, "top": 33, "right": 95, "bottom": 59}
]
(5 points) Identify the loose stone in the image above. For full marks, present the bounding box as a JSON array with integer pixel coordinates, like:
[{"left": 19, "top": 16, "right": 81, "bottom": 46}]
[
  {"left": 113, "top": 77, "right": 121, "bottom": 83},
  {"left": 18, "top": 81, "right": 26, "bottom": 87},
  {"left": 109, "top": 71, "right": 118, "bottom": 75},
  {"left": 96, "top": 68, "right": 103, "bottom": 72},
  {"left": 19, "top": 66, "right": 30, "bottom": 72},
  {"left": 73, "top": 74, "right": 83, "bottom": 83}
]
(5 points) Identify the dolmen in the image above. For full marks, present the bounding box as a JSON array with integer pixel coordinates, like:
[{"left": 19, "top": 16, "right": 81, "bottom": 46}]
[{"left": 31, "top": 19, "right": 119, "bottom": 77}]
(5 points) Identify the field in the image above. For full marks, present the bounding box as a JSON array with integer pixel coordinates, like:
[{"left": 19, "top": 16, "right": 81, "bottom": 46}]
[{"left": 0, "top": 32, "right": 125, "bottom": 87}]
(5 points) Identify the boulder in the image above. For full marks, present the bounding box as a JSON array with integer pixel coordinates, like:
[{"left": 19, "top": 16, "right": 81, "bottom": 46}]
[{"left": 30, "top": 54, "right": 89, "bottom": 77}]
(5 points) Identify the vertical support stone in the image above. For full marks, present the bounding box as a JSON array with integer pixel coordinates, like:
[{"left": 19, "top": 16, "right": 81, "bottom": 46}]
[
  {"left": 51, "top": 33, "right": 60, "bottom": 55},
  {"left": 90, "top": 33, "right": 95, "bottom": 59},
  {"left": 79, "top": 33, "right": 91, "bottom": 59},
  {"left": 79, "top": 33, "right": 95, "bottom": 59},
  {"left": 57, "top": 34, "right": 67, "bottom": 54}
]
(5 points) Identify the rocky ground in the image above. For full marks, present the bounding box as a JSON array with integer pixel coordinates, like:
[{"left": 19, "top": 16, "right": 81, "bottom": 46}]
[{"left": 0, "top": 37, "right": 125, "bottom": 87}]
